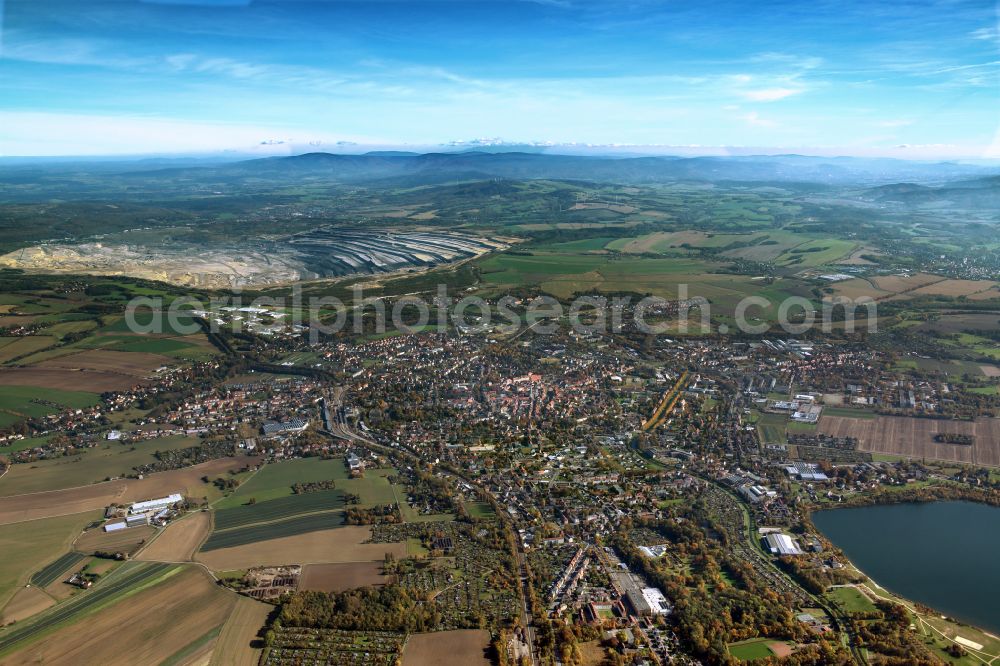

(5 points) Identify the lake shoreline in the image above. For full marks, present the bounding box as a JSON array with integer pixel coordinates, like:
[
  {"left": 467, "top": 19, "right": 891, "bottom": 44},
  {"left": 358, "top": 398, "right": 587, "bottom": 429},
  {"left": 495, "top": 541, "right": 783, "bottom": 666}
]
[{"left": 811, "top": 500, "right": 1000, "bottom": 646}]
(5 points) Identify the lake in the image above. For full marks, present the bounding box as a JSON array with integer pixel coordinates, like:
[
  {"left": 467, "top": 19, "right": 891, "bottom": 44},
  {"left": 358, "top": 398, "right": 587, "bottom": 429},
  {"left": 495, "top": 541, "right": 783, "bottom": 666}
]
[{"left": 812, "top": 500, "right": 1000, "bottom": 634}]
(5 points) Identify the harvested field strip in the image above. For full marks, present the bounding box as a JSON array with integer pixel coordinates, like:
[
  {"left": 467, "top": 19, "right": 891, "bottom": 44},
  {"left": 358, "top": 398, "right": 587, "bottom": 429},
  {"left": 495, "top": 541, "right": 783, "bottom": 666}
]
[
  {"left": 136, "top": 511, "right": 211, "bottom": 562},
  {"left": 213, "top": 490, "right": 345, "bottom": 532},
  {"left": 30, "top": 552, "right": 87, "bottom": 588},
  {"left": 0, "top": 562, "right": 176, "bottom": 656},
  {"left": 209, "top": 595, "right": 270, "bottom": 666},
  {"left": 160, "top": 623, "right": 225, "bottom": 666},
  {"left": 201, "top": 511, "right": 345, "bottom": 552}
]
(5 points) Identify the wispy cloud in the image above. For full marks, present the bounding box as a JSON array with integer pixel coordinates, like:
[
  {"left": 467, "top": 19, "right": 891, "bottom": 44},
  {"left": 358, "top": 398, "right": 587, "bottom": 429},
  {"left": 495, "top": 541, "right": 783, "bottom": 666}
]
[
  {"left": 970, "top": 26, "right": 999, "bottom": 44},
  {"left": 738, "top": 111, "right": 777, "bottom": 128},
  {"left": 877, "top": 119, "right": 912, "bottom": 128},
  {"left": 742, "top": 88, "right": 802, "bottom": 102}
]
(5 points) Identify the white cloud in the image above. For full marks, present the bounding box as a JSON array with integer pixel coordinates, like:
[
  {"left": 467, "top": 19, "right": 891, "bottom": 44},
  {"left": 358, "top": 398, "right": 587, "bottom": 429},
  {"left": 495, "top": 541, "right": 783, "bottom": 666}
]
[
  {"left": 742, "top": 88, "right": 802, "bottom": 102},
  {"left": 970, "top": 27, "right": 999, "bottom": 43},
  {"left": 738, "top": 111, "right": 777, "bottom": 128},
  {"left": 0, "top": 111, "right": 384, "bottom": 156}
]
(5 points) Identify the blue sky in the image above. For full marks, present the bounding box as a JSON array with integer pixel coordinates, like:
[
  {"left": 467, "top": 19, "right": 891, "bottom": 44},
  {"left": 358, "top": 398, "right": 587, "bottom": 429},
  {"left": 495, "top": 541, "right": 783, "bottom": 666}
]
[{"left": 0, "top": 0, "right": 998, "bottom": 157}]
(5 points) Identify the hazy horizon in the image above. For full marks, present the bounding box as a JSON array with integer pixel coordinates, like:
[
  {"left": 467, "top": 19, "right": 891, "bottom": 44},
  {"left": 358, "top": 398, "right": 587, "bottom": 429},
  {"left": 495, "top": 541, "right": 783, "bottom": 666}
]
[{"left": 2, "top": 0, "right": 999, "bottom": 159}]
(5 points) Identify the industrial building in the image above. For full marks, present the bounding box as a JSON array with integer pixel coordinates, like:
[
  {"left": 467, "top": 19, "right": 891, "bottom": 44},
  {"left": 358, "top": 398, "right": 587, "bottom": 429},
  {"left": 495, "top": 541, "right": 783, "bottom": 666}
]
[
  {"left": 129, "top": 493, "right": 183, "bottom": 515},
  {"left": 784, "top": 462, "right": 830, "bottom": 482},
  {"left": 764, "top": 533, "right": 804, "bottom": 556},
  {"left": 262, "top": 419, "right": 309, "bottom": 436}
]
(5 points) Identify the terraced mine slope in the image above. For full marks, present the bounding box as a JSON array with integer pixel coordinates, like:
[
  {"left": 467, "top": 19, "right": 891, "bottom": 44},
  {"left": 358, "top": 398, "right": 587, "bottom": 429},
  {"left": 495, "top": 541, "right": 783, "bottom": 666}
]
[{"left": 0, "top": 229, "right": 505, "bottom": 288}]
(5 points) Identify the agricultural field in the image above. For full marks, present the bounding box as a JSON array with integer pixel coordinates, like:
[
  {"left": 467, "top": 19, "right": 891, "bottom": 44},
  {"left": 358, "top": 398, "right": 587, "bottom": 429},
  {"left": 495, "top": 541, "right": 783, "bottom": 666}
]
[
  {"left": 0, "top": 562, "right": 176, "bottom": 653},
  {"left": 0, "top": 587, "right": 54, "bottom": 626},
  {"left": 33, "top": 349, "right": 173, "bottom": 376},
  {"left": 0, "top": 337, "right": 57, "bottom": 364},
  {"left": 478, "top": 250, "right": 806, "bottom": 319},
  {"left": 0, "top": 435, "right": 200, "bottom": 496},
  {"left": 201, "top": 511, "right": 346, "bottom": 552},
  {"left": 209, "top": 595, "right": 270, "bottom": 666},
  {"left": 401, "top": 629, "right": 492, "bottom": 666},
  {"left": 196, "top": 525, "right": 407, "bottom": 571},
  {"left": 775, "top": 238, "right": 858, "bottom": 268},
  {"left": 213, "top": 489, "right": 346, "bottom": 531},
  {"left": 29, "top": 552, "right": 87, "bottom": 588},
  {"left": 0, "top": 564, "right": 235, "bottom": 665},
  {"left": 0, "top": 385, "right": 100, "bottom": 429},
  {"left": 0, "top": 455, "right": 258, "bottom": 524},
  {"left": 0, "top": 366, "right": 147, "bottom": 393},
  {"left": 0, "top": 512, "right": 99, "bottom": 612},
  {"left": 298, "top": 562, "right": 387, "bottom": 592},
  {"left": 819, "top": 415, "right": 1000, "bottom": 467},
  {"left": 214, "top": 457, "right": 349, "bottom": 509},
  {"left": 136, "top": 511, "right": 211, "bottom": 562},
  {"left": 75, "top": 524, "right": 156, "bottom": 557}
]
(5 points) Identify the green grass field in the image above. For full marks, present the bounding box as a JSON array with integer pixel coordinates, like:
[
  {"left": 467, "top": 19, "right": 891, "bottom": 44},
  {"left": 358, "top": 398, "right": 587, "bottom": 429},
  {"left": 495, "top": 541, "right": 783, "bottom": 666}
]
[
  {"left": 0, "top": 435, "right": 201, "bottom": 497},
  {"left": 822, "top": 406, "right": 877, "bottom": 419},
  {"left": 728, "top": 638, "right": 778, "bottom": 661},
  {"left": 776, "top": 238, "right": 858, "bottom": 267},
  {"left": 0, "top": 386, "right": 100, "bottom": 427},
  {"left": 214, "top": 457, "right": 349, "bottom": 509},
  {"left": 827, "top": 586, "right": 877, "bottom": 614},
  {"left": 755, "top": 413, "right": 787, "bottom": 445},
  {"left": 463, "top": 502, "right": 496, "bottom": 519},
  {"left": 478, "top": 250, "right": 804, "bottom": 319},
  {"left": 0, "top": 512, "right": 100, "bottom": 610}
]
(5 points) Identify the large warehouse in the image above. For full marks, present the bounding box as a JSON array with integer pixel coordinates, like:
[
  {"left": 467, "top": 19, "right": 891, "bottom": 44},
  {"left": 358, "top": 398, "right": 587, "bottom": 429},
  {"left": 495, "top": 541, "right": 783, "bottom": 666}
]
[
  {"left": 129, "top": 493, "right": 183, "bottom": 515},
  {"left": 764, "top": 533, "right": 805, "bottom": 556}
]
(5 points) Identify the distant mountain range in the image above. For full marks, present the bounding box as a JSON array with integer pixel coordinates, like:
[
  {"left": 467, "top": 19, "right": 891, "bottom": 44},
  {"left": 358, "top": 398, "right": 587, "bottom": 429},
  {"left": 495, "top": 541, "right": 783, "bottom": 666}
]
[
  {"left": 861, "top": 175, "right": 1000, "bottom": 207},
  {"left": 124, "top": 151, "right": 997, "bottom": 187}
]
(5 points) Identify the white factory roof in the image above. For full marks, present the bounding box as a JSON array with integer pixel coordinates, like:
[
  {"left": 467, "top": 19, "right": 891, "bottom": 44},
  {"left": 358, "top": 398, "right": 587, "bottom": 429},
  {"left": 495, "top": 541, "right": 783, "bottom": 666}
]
[
  {"left": 641, "top": 587, "right": 671, "bottom": 615},
  {"left": 130, "top": 493, "right": 183, "bottom": 514},
  {"left": 765, "top": 533, "right": 804, "bottom": 556}
]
